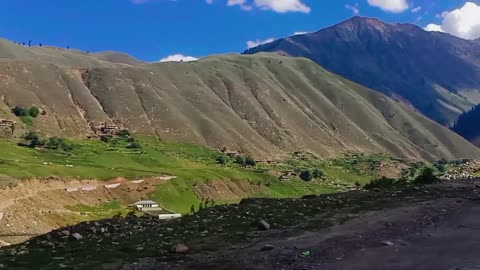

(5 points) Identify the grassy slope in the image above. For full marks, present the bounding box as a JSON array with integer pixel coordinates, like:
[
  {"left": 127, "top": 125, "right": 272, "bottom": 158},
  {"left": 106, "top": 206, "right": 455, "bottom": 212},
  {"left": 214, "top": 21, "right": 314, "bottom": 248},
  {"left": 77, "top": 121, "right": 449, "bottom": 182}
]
[{"left": 0, "top": 137, "right": 367, "bottom": 213}]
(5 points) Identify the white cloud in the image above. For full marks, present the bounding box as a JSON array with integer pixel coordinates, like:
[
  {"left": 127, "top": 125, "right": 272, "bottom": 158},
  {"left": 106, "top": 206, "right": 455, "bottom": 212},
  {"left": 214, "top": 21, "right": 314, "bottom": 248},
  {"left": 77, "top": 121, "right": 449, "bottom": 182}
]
[
  {"left": 424, "top": 2, "right": 480, "bottom": 40},
  {"left": 294, "top": 31, "right": 308, "bottom": 35},
  {"left": 345, "top": 3, "right": 360, "bottom": 15},
  {"left": 411, "top": 6, "right": 421, "bottom": 13},
  {"left": 254, "top": 0, "right": 310, "bottom": 13},
  {"left": 159, "top": 54, "right": 198, "bottom": 62},
  {"left": 209, "top": 0, "right": 310, "bottom": 13},
  {"left": 367, "top": 0, "right": 408, "bottom": 13},
  {"left": 424, "top": 23, "right": 444, "bottom": 32},
  {"left": 246, "top": 38, "right": 275, "bottom": 48}
]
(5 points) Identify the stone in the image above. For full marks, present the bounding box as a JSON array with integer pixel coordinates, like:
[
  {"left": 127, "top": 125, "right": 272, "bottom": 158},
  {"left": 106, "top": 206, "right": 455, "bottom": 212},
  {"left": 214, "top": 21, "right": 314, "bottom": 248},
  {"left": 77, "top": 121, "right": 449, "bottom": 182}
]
[
  {"left": 72, "top": 233, "right": 83, "bottom": 240},
  {"left": 257, "top": 220, "right": 270, "bottom": 230},
  {"left": 61, "top": 230, "right": 70, "bottom": 236},
  {"left": 381, "top": 241, "right": 394, "bottom": 246},
  {"left": 171, "top": 244, "right": 189, "bottom": 254},
  {"left": 261, "top": 245, "right": 275, "bottom": 251}
]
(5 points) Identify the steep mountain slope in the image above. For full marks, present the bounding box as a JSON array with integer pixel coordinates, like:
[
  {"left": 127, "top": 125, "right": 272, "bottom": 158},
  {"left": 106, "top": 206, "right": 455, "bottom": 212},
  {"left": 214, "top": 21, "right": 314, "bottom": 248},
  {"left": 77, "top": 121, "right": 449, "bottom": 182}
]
[
  {"left": 0, "top": 40, "right": 478, "bottom": 160},
  {"left": 451, "top": 104, "right": 480, "bottom": 145},
  {"left": 244, "top": 16, "right": 480, "bottom": 125}
]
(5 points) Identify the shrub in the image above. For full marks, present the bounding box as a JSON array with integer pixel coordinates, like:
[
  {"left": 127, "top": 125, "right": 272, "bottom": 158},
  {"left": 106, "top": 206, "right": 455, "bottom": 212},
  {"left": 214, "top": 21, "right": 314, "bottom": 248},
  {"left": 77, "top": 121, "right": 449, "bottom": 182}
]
[
  {"left": 45, "top": 137, "right": 74, "bottom": 151},
  {"left": 24, "top": 132, "right": 39, "bottom": 141},
  {"left": 245, "top": 156, "right": 256, "bottom": 167},
  {"left": 413, "top": 167, "right": 439, "bottom": 185},
  {"left": 126, "top": 142, "right": 141, "bottom": 149},
  {"left": 116, "top": 129, "right": 130, "bottom": 138},
  {"left": 364, "top": 177, "right": 397, "bottom": 190},
  {"left": 299, "top": 170, "right": 313, "bottom": 182},
  {"left": 100, "top": 135, "right": 112, "bottom": 143},
  {"left": 29, "top": 106, "right": 40, "bottom": 117},
  {"left": 216, "top": 155, "right": 227, "bottom": 165},
  {"left": 235, "top": 156, "right": 246, "bottom": 166},
  {"left": 12, "top": 106, "right": 29, "bottom": 117},
  {"left": 312, "top": 168, "right": 324, "bottom": 179}
]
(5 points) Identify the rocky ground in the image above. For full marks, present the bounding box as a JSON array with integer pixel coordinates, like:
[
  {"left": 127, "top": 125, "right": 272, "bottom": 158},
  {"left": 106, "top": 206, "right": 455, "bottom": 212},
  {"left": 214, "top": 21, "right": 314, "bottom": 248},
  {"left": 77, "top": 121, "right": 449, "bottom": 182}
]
[{"left": 1, "top": 180, "right": 480, "bottom": 270}]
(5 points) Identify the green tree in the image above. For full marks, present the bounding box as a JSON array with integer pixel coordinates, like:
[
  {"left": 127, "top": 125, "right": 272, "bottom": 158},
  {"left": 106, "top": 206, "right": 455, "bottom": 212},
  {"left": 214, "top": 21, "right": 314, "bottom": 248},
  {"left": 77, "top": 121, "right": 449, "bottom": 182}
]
[
  {"left": 116, "top": 129, "right": 130, "bottom": 138},
  {"left": 312, "top": 168, "right": 324, "bottom": 179},
  {"left": 299, "top": 170, "right": 313, "bottom": 182},
  {"left": 24, "top": 132, "right": 39, "bottom": 141},
  {"left": 245, "top": 156, "right": 256, "bottom": 167},
  {"left": 29, "top": 106, "right": 40, "bottom": 117},
  {"left": 12, "top": 106, "right": 29, "bottom": 117},
  {"left": 216, "top": 155, "right": 227, "bottom": 165},
  {"left": 235, "top": 156, "right": 246, "bottom": 166},
  {"left": 413, "top": 167, "right": 438, "bottom": 185}
]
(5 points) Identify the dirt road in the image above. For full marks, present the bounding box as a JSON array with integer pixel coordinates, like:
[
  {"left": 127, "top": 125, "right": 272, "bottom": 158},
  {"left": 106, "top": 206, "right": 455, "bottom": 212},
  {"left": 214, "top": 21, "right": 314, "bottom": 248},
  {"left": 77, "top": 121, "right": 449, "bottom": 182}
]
[{"left": 136, "top": 183, "right": 480, "bottom": 270}]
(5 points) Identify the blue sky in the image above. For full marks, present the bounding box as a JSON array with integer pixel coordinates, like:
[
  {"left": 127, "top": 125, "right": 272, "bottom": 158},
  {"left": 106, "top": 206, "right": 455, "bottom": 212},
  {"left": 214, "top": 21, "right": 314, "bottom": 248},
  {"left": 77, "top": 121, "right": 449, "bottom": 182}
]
[{"left": 0, "top": 0, "right": 479, "bottom": 62}]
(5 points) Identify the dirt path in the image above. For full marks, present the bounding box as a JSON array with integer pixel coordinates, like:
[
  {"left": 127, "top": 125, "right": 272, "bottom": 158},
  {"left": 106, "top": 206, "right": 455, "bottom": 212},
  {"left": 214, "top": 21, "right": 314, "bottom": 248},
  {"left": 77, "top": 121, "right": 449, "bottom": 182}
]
[{"left": 137, "top": 183, "right": 480, "bottom": 270}]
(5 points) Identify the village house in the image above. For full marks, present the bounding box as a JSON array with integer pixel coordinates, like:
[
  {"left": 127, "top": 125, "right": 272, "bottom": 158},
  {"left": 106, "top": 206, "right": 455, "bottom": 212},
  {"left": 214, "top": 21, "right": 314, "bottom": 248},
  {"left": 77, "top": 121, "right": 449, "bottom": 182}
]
[
  {"left": 130, "top": 200, "right": 160, "bottom": 210},
  {"left": 129, "top": 200, "right": 182, "bottom": 220},
  {"left": 95, "top": 122, "right": 120, "bottom": 135},
  {"left": 0, "top": 119, "right": 15, "bottom": 128},
  {"left": 226, "top": 151, "right": 240, "bottom": 158}
]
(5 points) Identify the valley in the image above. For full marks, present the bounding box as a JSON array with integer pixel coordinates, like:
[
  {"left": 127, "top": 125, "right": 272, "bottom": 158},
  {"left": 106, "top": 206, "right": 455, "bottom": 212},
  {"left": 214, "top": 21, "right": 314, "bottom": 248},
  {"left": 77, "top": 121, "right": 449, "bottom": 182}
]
[{"left": 1, "top": 8, "right": 480, "bottom": 269}]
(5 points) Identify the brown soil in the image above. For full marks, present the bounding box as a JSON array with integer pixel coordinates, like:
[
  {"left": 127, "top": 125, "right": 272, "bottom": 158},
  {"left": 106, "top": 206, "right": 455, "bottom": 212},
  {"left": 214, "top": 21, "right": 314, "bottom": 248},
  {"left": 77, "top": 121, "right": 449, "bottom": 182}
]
[{"left": 0, "top": 176, "right": 167, "bottom": 245}]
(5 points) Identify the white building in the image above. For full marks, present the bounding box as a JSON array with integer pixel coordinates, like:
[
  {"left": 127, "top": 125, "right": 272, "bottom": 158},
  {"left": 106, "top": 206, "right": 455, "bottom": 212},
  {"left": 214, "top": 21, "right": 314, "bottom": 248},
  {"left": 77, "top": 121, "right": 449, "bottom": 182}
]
[{"left": 131, "top": 200, "right": 160, "bottom": 210}]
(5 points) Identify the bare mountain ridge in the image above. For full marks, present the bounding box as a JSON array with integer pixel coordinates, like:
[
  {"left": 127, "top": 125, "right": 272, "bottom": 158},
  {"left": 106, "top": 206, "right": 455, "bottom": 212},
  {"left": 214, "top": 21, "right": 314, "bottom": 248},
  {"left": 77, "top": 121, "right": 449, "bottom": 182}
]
[
  {"left": 0, "top": 39, "right": 479, "bottom": 160},
  {"left": 244, "top": 16, "right": 480, "bottom": 126}
]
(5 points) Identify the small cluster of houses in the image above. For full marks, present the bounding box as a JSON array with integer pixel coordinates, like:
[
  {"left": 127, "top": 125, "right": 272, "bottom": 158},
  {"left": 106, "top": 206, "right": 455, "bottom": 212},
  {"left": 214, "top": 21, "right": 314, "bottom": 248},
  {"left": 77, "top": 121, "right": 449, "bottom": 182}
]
[{"left": 87, "top": 122, "right": 125, "bottom": 140}]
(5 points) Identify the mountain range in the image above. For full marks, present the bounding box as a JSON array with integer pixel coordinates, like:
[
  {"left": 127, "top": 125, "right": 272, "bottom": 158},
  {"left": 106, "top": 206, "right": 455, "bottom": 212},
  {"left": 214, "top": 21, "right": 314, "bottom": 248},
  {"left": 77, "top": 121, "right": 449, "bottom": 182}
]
[
  {"left": 0, "top": 37, "right": 478, "bottom": 161},
  {"left": 244, "top": 16, "right": 480, "bottom": 126}
]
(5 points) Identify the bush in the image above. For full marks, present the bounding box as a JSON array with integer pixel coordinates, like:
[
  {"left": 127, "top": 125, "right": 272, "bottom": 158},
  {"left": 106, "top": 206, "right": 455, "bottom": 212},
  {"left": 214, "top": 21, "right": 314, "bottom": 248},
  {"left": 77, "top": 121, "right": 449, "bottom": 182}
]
[
  {"left": 100, "top": 135, "right": 112, "bottom": 143},
  {"left": 364, "top": 177, "right": 398, "bottom": 190},
  {"left": 235, "top": 156, "right": 246, "bottom": 166},
  {"left": 29, "top": 106, "right": 40, "bottom": 117},
  {"left": 12, "top": 106, "right": 29, "bottom": 117},
  {"left": 299, "top": 170, "right": 313, "bottom": 182},
  {"left": 24, "top": 131, "right": 39, "bottom": 141},
  {"left": 116, "top": 129, "right": 130, "bottom": 138},
  {"left": 126, "top": 142, "right": 141, "bottom": 149},
  {"left": 245, "top": 156, "right": 256, "bottom": 167},
  {"left": 45, "top": 137, "right": 74, "bottom": 151},
  {"left": 216, "top": 155, "right": 227, "bottom": 165},
  {"left": 23, "top": 132, "right": 43, "bottom": 148},
  {"left": 413, "top": 167, "right": 439, "bottom": 185},
  {"left": 312, "top": 168, "right": 324, "bottom": 179}
]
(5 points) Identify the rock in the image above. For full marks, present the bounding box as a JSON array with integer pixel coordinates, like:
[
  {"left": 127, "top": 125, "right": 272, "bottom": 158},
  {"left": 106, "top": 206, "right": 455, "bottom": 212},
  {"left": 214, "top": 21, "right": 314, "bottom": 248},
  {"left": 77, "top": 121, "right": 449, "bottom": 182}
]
[
  {"left": 0, "top": 263, "right": 5, "bottom": 269},
  {"left": 72, "top": 233, "right": 83, "bottom": 240},
  {"left": 61, "top": 230, "right": 70, "bottom": 236},
  {"left": 171, "top": 244, "right": 189, "bottom": 254},
  {"left": 257, "top": 220, "right": 270, "bottom": 230},
  {"left": 261, "top": 245, "right": 275, "bottom": 251},
  {"left": 381, "top": 240, "right": 394, "bottom": 246}
]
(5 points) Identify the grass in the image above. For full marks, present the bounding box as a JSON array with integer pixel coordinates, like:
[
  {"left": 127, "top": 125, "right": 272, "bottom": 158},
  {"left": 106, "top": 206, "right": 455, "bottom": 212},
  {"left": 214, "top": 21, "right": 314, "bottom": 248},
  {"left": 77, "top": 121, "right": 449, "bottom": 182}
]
[
  {"left": 63, "top": 201, "right": 132, "bottom": 223},
  {"left": 0, "top": 136, "right": 389, "bottom": 214},
  {"left": 18, "top": 116, "right": 34, "bottom": 127}
]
